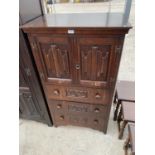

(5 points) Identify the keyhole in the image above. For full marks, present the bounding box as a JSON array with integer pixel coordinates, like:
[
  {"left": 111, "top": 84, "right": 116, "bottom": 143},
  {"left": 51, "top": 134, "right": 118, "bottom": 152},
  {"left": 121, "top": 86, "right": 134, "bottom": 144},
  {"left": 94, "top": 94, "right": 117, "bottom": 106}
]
[{"left": 75, "top": 64, "right": 80, "bottom": 70}]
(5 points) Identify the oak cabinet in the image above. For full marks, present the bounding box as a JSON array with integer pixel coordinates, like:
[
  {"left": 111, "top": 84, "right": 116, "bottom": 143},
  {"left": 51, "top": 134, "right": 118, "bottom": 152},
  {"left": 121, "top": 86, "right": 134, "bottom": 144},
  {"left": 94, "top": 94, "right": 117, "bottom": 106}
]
[{"left": 21, "top": 13, "right": 131, "bottom": 133}]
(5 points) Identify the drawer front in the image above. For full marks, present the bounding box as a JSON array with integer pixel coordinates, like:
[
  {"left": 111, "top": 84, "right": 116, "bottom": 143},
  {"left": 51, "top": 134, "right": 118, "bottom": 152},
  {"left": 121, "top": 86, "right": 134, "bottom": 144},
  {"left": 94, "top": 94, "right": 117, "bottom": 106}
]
[
  {"left": 48, "top": 100, "right": 108, "bottom": 132},
  {"left": 67, "top": 114, "right": 105, "bottom": 131},
  {"left": 67, "top": 101, "right": 108, "bottom": 118},
  {"left": 46, "top": 85, "right": 109, "bottom": 105},
  {"left": 48, "top": 100, "right": 67, "bottom": 126}
]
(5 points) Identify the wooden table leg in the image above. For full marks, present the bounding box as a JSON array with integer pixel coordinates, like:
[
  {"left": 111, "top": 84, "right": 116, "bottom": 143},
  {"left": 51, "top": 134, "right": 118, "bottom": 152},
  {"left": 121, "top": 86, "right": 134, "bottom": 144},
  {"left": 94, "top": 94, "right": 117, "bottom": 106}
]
[
  {"left": 124, "top": 133, "right": 130, "bottom": 155},
  {"left": 117, "top": 103, "right": 122, "bottom": 131},
  {"left": 119, "top": 120, "right": 127, "bottom": 139},
  {"left": 113, "top": 98, "right": 120, "bottom": 121},
  {"left": 113, "top": 91, "right": 118, "bottom": 104}
]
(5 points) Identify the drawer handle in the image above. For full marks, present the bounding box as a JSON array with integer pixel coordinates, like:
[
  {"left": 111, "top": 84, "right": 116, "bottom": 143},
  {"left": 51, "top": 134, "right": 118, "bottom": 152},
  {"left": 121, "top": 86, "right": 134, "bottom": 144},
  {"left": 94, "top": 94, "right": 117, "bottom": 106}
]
[
  {"left": 94, "top": 119, "right": 99, "bottom": 124},
  {"left": 95, "top": 93, "right": 101, "bottom": 99},
  {"left": 57, "top": 104, "right": 62, "bottom": 109},
  {"left": 60, "top": 115, "right": 64, "bottom": 120},
  {"left": 94, "top": 108, "right": 100, "bottom": 113},
  {"left": 53, "top": 89, "right": 60, "bottom": 96}
]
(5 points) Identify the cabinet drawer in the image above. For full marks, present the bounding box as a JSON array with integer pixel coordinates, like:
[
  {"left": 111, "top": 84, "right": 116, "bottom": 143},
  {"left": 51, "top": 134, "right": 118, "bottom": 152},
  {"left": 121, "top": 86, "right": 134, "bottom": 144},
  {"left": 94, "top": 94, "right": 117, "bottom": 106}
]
[
  {"left": 67, "top": 101, "right": 108, "bottom": 118},
  {"left": 48, "top": 100, "right": 108, "bottom": 132},
  {"left": 46, "top": 85, "right": 109, "bottom": 105},
  {"left": 68, "top": 114, "right": 106, "bottom": 131}
]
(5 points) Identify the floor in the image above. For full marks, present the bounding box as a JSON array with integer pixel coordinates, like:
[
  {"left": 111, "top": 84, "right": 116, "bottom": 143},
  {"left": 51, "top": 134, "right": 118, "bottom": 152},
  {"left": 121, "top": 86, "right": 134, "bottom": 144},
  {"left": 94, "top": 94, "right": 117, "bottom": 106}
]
[{"left": 19, "top": 0, "right": 135, "bottom": 155}]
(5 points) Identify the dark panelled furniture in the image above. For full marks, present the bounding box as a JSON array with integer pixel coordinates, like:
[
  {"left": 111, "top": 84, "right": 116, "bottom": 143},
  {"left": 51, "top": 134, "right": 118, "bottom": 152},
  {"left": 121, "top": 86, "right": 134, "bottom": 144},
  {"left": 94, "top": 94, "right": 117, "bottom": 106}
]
[
  {"left": 19, "top": 29, "right": 51, "bottom": 125},
  {"left": 21, "top": 13, "right": 131, "bottom": 133},
  {"left": 19, "top": 0, "right": 52, "bottom": 125}
]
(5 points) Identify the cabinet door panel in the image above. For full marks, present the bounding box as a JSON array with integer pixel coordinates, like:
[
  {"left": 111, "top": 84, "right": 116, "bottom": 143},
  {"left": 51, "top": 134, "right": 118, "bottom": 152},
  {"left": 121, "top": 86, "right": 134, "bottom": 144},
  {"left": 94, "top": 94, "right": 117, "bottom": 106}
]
[
  {"left": 80, "top": 45, "right": 110, "bottom": 81},
  {"left": 19, "top": 89, "right": 41, "bottom": 119},
  {"left": 77, "top": 37, "right": 115, "bottom": 88},
  {"left": 33, "top": 36, "right": 73, "bottom": 85}
]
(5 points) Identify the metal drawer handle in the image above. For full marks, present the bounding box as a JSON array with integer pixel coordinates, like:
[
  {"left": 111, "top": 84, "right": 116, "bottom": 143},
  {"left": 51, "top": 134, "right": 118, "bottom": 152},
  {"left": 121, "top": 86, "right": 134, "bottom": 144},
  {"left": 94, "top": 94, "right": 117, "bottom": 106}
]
[
  {"left": 57, "top": 104, "right": 62, "bottom": 109},
  {"left": 75, "top": 64, "right": 80, "bottom": 70},
  {"left": 68, "top": 29, "right": 75, "bottom": 34},
  {"left": 60, "top": 115, "right": 64, "bottom": 120},
  {"left": 53, "top": 89, "right": 60, "bottom": 96},
  {"left": 94, "top": 108, "right": 100, "bottom": 113},
  {"left": 94, "top": 119, "right": 99, "bottom": 124},
  {"left": 95, "top": 93, "right": 101, "bottom": 99}
]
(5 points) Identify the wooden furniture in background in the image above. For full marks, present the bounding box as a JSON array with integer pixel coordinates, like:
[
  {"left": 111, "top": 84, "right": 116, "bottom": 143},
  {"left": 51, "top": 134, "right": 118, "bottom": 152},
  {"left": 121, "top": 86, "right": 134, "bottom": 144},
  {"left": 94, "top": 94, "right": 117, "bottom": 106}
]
[
  {"left": 19, "top": 0, "right": 52, "bottom": 125},
  {"left": 118, "top": 101, "right": 135, "bottom": 139},
  {"left": 113, "top": 80, "right": 135, "bottom": 121},
  {"left": 21, "top": 13, "right": 131, "bottom": 133},
  {"left": 124, "top": 123, "right": 135, "bottom": 155}
]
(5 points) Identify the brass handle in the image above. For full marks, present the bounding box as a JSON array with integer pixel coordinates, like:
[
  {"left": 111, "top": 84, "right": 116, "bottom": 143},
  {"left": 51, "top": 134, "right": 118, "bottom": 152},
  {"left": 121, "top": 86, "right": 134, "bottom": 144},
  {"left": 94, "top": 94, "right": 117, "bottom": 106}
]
[
  {"left": 57, "top": 104, "right": 62, "bottom": 109},
  {"left": 60, "top": 115, "right": 64, "bottom": 120},
  {"left": 95, "top": 93, "right": 101, "bottom": 99},
  {"left": 94, "top": 108, "right": 100, "bottom": 113},
  {"left": 94, "top": 119, "right": 99, "bottom": 124},
  {"left": 75, "top": 64, "right": 80, "bottom": 70},
  {"left": 53, "top": 89, "right": 59, "bottom": 96}
]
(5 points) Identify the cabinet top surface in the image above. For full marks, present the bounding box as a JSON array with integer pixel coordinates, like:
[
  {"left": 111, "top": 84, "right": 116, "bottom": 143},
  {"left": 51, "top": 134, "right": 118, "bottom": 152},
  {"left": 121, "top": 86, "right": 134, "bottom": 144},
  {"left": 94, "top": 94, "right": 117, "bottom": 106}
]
[{"left": 21, "top": 13, "right": 131, "bottom": 29}]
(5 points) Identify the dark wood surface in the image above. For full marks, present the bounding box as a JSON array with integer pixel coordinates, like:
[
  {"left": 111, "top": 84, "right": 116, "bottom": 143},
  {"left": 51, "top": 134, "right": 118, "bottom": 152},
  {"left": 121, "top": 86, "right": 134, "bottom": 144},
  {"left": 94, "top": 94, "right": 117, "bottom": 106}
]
[
  {"left": 48, "top": 99, "right": 109, "bottom": 132},
  {"left": 21, "top": 13, "right": 131, "bottom": 133},
  {"left": 117, "top": 80, "right": 135, "bottom": 101},
  {"left": 19, "top": 29, "right": 52, "bottom": 126},
  {"left": 19, "top": 0, "right": 52, "bottom": 125}
]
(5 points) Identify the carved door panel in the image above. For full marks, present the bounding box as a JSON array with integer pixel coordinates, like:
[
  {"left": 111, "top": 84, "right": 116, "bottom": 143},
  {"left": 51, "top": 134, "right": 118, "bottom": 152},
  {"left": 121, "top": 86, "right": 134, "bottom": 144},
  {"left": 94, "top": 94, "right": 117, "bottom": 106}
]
[
  {"left": 19, "top": 89, "right": 42, "bottom": 119},
  {"left": 77, "top": 37, "right": 118, "bottom": 88},
  {"left": 30, "top": 36, "right": 73, "bottom": 85}
]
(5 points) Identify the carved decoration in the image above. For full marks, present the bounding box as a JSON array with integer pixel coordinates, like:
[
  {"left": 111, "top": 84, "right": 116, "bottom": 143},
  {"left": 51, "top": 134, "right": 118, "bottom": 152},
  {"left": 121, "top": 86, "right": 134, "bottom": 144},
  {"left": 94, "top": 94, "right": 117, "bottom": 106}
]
[
  {"left": 66, "top": 89, "right": 88, "bottom": 98},
  {"left": 68, "top": 105, "right": 89, "bottom": 113},
  {"left": 41, "top": 43, "right": 70, "bottom": 79},
  {"left": 19, "top": 92, "right": 39, "bottom": 116},
  {"left": 80, "top": 45, "right": 110, "bottom": 81}
]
